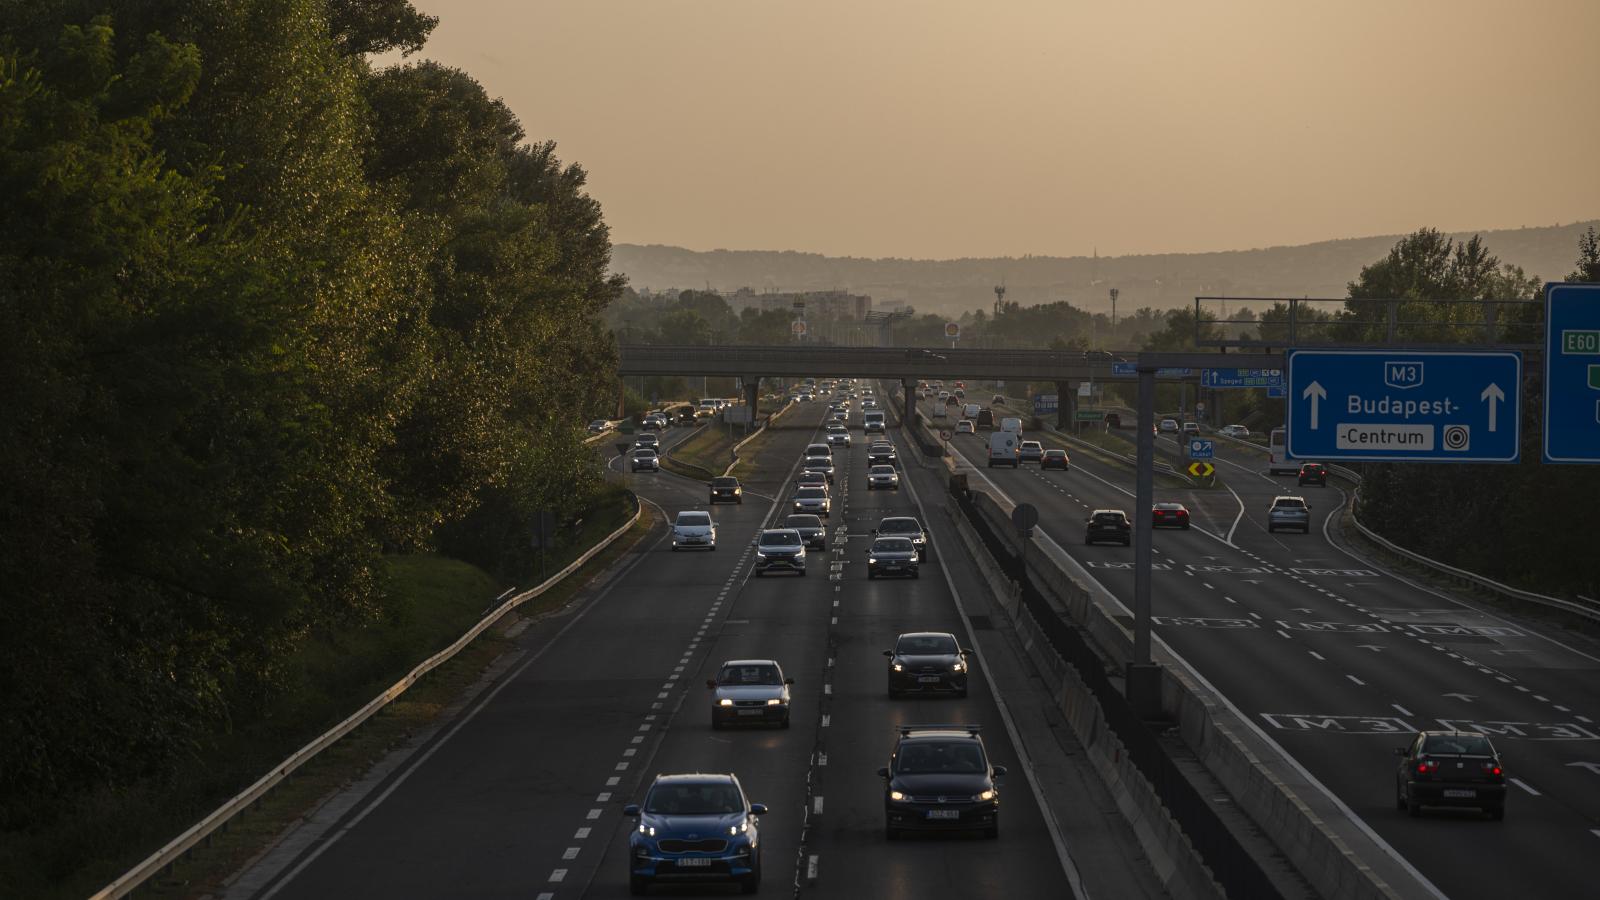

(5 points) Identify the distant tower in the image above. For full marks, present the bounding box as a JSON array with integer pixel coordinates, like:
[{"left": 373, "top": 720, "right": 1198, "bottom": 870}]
[{"left": 993, "top": 282, "right": 1006, "bottom": 318}]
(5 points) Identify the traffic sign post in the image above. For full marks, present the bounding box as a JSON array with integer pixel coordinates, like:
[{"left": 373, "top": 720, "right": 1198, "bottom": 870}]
[
  {"left": 1543, "top": 282, "right": 1600, "bottom": 464},
  {"left": 1285, "top": 349, "right": 1522, "bottom": 463},
  {"left": 791, "top": 319, "right": 807, "bottom": 339},
  {"left": 1033, "top": 394, "right": 1059, "bottom": 415},
  {"left": 1187, "top": 439, "right": 1214, "bottom": 460},
  {"left": 945, "top": 322, "right": 960, "bottom": 348}
]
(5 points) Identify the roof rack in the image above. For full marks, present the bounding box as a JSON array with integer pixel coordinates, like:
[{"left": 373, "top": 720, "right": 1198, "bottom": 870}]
[{"left": 898, "top": 723, "right": 982, "bottom": 737}]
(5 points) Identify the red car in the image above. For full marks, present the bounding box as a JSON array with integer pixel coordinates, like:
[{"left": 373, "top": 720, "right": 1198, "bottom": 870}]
[
  {"left": 1040, "top": 448, "right": 1071, "bottom": 470},
  {"left": 1152, "top": 502, "right": 1191, "bottom": 529}
]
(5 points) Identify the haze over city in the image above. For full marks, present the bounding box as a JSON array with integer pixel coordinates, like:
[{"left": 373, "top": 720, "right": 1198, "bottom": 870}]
[{"left": 396, "top": 0, "right": 1599, "bottom": 259}]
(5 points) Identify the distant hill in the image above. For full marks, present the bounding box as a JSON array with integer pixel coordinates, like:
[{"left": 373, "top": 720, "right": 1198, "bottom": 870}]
[{"left": 610, "top": 221, "right": 1597, "bottom": 317}]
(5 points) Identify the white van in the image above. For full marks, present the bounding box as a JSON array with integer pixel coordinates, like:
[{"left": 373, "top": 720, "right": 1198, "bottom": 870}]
[
  {"left": 1268, "top": 427, "right": 1296, "bottom": 475},
  {"left": 863, "top": 410, "right": 886, "bottom": 433},
  {"left": 963, "top": 403, "right": 982, "bottom": 420},
  {"left": 987, "top": 431, "right": 1020, "bottom": 467},
  {"left": 999, "top": 417, "right": 1023, "bottom": 435}
]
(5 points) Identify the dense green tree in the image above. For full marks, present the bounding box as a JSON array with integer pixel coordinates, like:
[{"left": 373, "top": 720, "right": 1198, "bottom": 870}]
[{"left": 1570, "top": 226, "right": 1600, "bottom": 282}]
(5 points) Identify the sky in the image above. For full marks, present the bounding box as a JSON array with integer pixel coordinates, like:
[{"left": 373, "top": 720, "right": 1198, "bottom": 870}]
[{"left": 392, "top": 0, "right": 1600, "bottom": 260}]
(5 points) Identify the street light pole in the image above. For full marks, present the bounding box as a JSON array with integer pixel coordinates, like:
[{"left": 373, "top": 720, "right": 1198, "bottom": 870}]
[{"left": 1110, "top": 287, "right": 1119, "bottom": 338}]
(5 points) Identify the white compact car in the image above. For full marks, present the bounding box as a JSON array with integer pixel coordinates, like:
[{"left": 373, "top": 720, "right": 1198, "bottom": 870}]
[{"left": 671, "top": 510, "right": 717, "bottom": 551}]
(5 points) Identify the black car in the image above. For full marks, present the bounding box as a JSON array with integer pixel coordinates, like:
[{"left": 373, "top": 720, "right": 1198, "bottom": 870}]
[
  {"left": 877, "top": 724, "right": 1004, "bottom": 839},
  {"left": 875, "top": 516, "right": 928, "bottom": 560},
  {"left": 709, "top": 476, "right": 744, "bottom": 504},
  {"left": 783, "top": 514, "right": 827, "bottom": 550},
  {"left": 867, "top": 537, "right": 920, "bottom": 579},
  {"left": 1297, "top": 462, "right": 1328, "bottom": 487},
  {"left": 1395, "top": 731, "right": 1506, "bottom": 820},
  {"left": 884, "top": 632, "right": 969, "bottom": 696},
  {"left": 1085, "top": 509, "right": 1131, "bottom": 546},
  {"left": 867, "top": 443, "right": 898, "bottom": 467}
]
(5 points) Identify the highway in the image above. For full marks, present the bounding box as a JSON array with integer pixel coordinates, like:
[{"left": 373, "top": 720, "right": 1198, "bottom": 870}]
[
  {"left": 926, "top": 395, "right": 1600, "bottom": 900},
  {"left": 226, "top": 400, "right": 1094, "bottom": 899}
]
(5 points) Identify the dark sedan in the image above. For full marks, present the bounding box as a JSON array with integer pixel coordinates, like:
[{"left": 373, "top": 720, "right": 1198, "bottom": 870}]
[
  {"left": 867, "top": 536, "right": 919, "bottom": 579},
  {"left": 1152, "top": 502, "right": 1190, "bottom": 529},
  {"left": 709, "top": 476, "right": 744, "bottom": 504},
  {"left": 1040, "top": 448, "right": 1070, "bottom": 470},
  {"left": 1395, "top": 731, "right": 1506, "bottom": 820},
  {"left": 783, "top": 514, "right": 827, "bottom": 550},
  {"left": 884, "top": 631, "right": 969, "bottom": 696},
  {"left": 1298, "top": 462, "right": 1328, "bottom": 487}
]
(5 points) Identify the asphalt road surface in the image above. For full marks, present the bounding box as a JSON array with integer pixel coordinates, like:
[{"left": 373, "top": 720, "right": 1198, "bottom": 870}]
[{"left": 930, "top": 398, "right": 1600, "bottom": 900}]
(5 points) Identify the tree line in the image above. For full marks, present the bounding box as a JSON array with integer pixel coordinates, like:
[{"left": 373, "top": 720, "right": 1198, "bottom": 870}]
[{"left": 0, "top": 0, "right": 622, "bottom": 820}]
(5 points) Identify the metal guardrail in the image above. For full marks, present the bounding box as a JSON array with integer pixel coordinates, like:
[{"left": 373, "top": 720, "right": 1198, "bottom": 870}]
[
  {"left": 1054, "top": 428, "right": 1197, "bottom": 487},
  {"left": 92, "top": 500, "right": 644, "bottom": 899},
  {"left": 723, "top": 399, "right": 794, "bottom": 476}
]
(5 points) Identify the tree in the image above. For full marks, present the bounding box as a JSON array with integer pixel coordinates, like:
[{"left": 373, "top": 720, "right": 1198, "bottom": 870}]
[
  {"left": 1570, "top": 226, "right": 1600, "bottom": 282},
  {"left": 326, "top": 0, "right": 438, "bottom": 56}
]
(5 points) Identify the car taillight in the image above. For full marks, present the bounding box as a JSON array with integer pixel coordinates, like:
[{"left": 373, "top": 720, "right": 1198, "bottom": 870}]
[
  {"left": 1484, "top": 763, "right": 1502, "bottom": 777},
  {"left": 1416, "top": 761, "right": 1437, "bottom": 775}
]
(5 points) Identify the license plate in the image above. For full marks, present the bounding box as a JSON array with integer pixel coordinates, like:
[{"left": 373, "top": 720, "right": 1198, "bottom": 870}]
[
  {"left": 737, "top": 709, "right": 761, "bottom": 716},
  {"left": 1443, "top": 789, "right": 1476, "bottom": 798},
  {"left": 676, "top": 857, "right": 713, "bottom": 867},
  {"left": 926, "top": 809, "right": 960, "bottom": 820},
  {"left": 917, "top": 676, "right": 942, "bottom": 683}
]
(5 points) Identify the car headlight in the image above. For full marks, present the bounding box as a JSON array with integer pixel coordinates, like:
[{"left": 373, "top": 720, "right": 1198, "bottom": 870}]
[
  {"left": 889, "top": 790, "right": 906, "bottom": 801},
  {"left": 868, "top": 558, "right": 877, "bottom": 565},
  {"left": 719, "top": 698, "right": 733, "bottom": 707},
  {"left": 639, "top": 824, "right": 656, "bottom": 835},
  {"left": 892, "top": 663, "right": 903, "bottom": 671},
  {"left": 766, "top": 698, "right": 781, "bottom": 706},
  {"left": 952, "top": 661, "right": 966, "bottom": 672},
  {"left": 977, "top": 789, "right": 996, "bottom": 801}
]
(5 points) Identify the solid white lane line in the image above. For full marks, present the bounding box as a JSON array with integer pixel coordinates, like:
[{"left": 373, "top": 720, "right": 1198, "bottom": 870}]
[{"left": 1511, "top": 778, "right": 1541, "bottom": 796}]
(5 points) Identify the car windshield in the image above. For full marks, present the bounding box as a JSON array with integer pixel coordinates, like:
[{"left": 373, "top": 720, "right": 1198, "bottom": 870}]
[
  {"left": 1093, "top": 512, "right": 1126, "bottom": 523},
  {"left": 896, "top": 740, "right": 986, "bottom": 775},
  {"left": 880, "top": 519, "right": 919, "bottom": 534},
  {"left": 645, "top": 782, "right": 745, "bottom": 815},
  {"left": 897, "top": 634, "right": 957, "bottom": 654},
  {"left": 1274, "top": 498, "right": 1306, "bottom": 509},
  {"left": 760, "top": 531, "right": 800, "bottom": 546},
  {"left": 677, "top": 513, "right": 711, "bottom": 526},
  {"left": 873, "top": 538, "right": 913, "bottom": 553},
  {"left": 1155, "top": 503, "right": 1181, "bottom": 510},
  {"left": 795, "top": 488, "right": 826, "bottom": 499},
  {"left": 712, "top": 477, "right": 738, "bottom": 487},
  {"left": 1022, "top": 441, "right": 1041, "bottom": 450},
  {"left": 871, "top": 466, "right": 895, "bottom": 474},
  {"left": 1423, "top": 734, "right": 1494, "bottom": 756},
  {"left": 784, "top": 515, "right": 821, "bottom": 528},
  {"left": 634, "top": 449, "right": 656, "bottom": 457},
  {"left": 1044, "top": 450, "right": 1065, "bottom": 457},
  {"left": 718, "top": 664, "right": 781, "bottom": 685}
]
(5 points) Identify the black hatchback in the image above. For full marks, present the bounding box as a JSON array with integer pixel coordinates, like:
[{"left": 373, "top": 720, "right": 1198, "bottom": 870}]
[
  {"left": 877, "top": 725, "right": 1005, "bottom": 839},
  {"left": 709, "top": 476, "right": 743, "bottom": 504},
  {"left": 1085, "top": 509, "right": 1131, "bottom": 546}
]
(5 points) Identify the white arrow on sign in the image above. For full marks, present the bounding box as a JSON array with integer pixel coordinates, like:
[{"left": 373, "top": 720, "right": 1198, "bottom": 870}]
[
  {"left": 1442, "top": 693, "right": 1477, "bottom": 703},
  {"left": 1303, "top": 380, "right": 1327, "bottom": 429},
  {"left": 1567, "top": 762, "right": 1600, "bottom": 776},
  {"left": 1481, "top": 382, "right": 1505, "bottom": 432}
]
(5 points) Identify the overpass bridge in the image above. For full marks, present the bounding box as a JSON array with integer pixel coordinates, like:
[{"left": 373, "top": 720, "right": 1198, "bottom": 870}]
[{"left": 616, "top": 343, "right": 1276, "bottom": 424}]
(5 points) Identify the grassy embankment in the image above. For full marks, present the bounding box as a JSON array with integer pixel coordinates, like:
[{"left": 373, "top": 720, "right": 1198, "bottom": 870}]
[{"left": 16, "top": 487, "right": 650, "bottom": 900}]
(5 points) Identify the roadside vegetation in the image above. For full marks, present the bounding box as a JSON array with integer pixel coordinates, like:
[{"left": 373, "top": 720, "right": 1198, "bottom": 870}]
[{"left": 0, "top": 0, "right": 630, "bottom": 891}]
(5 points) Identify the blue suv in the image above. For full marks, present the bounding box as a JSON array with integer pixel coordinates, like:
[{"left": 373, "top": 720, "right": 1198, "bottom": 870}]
[{"left": 624, "top": 773, "right": 767, "bottom": 894}]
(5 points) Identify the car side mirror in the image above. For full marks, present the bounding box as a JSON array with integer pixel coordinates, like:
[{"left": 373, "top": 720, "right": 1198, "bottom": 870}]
[
  {"left": 876, "top": 767, "right": 890, "bottom": 778},
  {"left": 745, "top": 802, "right": 768, "bottom": 816},
  {"left": 784, "top": 677, "right": 795, "bottom": 685},
  {"left": 706, "top": 679, "right": 718, "bottom": 689},
  {"left": 992, "top": 765, "right": 1007, "bottom": 777},
  {"left": 961, "top": 648, "right": 974, "bottom": 656},
  {"left": 882, "top": 650, "right": 894, "bottom": 657},
  {"left": 623, "top": 804, "right": 640, "bottom": 816}
]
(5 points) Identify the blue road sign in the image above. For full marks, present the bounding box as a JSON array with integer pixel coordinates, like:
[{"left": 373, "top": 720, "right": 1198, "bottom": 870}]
[
  {"left": 1267, "top": 385, "right": 1286, "bottom": 399},
  {"left": 1202, "top": 367, "right": 1284, "bottom": 389},
  {"left": 1285, "top": 349, "right": 1522, "bottom": 462},
  {"left": 1111, "top": 362, "right": 1136, "bottom": 376},
  {"left": 1187, "top": 439, "right": 1215, "bottom": 460},
  {"left": 1543, "top": 282, "right": 1600, "bottom": 464},
  {"left": 1033, "top": 393, "right": 1059, "bottom": 414}
]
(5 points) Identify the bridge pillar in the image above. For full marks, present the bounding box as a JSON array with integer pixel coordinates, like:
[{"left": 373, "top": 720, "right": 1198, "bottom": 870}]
[
  {"left": 902, "top": 380, "right": 916, "bottom": 426},
  {"left": 1055, "top": 381, "right": 1078, "bottom": 430},
  {"left": 744, "top": 378, "right": 760, "bottom": 423}
]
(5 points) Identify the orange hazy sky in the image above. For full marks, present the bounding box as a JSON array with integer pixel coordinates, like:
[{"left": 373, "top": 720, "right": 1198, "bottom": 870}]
[{"left": 391, "top": 0, "right": 1599, "bottom": 259}]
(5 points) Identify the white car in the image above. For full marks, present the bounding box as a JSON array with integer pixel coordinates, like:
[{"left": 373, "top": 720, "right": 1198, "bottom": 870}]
[
  {"left": 1159, "top": 418, "right": 1180, "bottom": 433},
  {"left": 631, "top": 448, "right": 660, "bottom": 472},
  {"left": 671, "top": 510, "right": 717, "bottom": 551},
  {"left": 955, "top": 420, "right": 975, "bottom": 435},
  {"left": 867, "top": 465, "right": 900, "bottom": 490},
  {"left": 826, "top": 427, "right": 852, "bottom": 448},
  {"left": 1219, "top": 424, "right": 1251, "bottom": 438}
]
